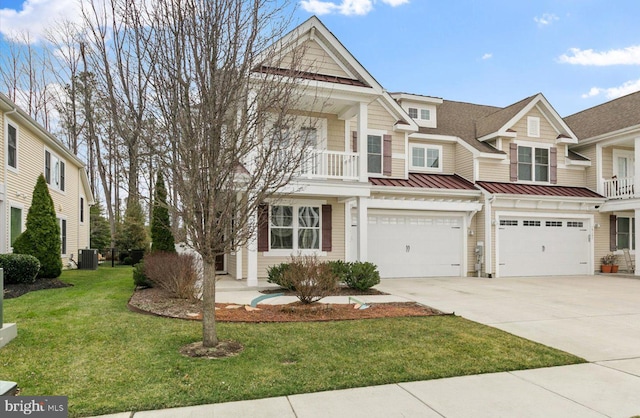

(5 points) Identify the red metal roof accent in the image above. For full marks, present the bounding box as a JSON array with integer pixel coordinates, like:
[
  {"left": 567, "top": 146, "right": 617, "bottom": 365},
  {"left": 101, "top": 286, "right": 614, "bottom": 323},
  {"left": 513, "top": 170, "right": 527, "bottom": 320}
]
[
  {"left": 258, "top": 66, "right": 370, "bottom": 88},
  {"left": 476, "top": 181, "right": 603, "bottom": 198},
  {"left": 370, "top": 173, "right": 477, "bottom": 190}
]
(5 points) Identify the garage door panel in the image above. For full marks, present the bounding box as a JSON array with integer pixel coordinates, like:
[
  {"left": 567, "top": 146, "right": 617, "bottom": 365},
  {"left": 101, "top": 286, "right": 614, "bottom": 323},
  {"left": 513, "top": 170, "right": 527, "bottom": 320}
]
[
  {"left": 499, "top": 217, "right": 590, "bottom": 277},
  {"left": 368, "top": 214, "right": 463, "bottom": 278}
]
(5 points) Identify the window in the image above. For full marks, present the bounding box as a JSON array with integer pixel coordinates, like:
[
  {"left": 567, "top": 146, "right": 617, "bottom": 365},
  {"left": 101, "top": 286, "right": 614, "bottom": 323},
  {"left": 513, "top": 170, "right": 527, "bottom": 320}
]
[
  {"left": 410, "top": 144, "right": 441, "bottom": 171},
  {"left": 567, "top": 221, "right": 584, "bottom": 228},
  {"left": 500, "top": 220, "right": 518, "bottom": 226},
  {"left": 617, "top": 217, "right": 635, "bottom": 250},
  {"left": 407, "top": 107, "right": 431, "bottom": 121},
  {"left": 518, "top": 146, "right": 548, "bottom": 182},
  {"left": 59, "top": 218, "right": 67, "bottom": 255},
  {"left": 523, "top": 220, "right": 541, "bottom": 226},
  {"left": 546, "top": 221, "right": 562, "bottom": 227},
  {"left": 45, "top": 150, "right": 66, "bottom": 192},
  {"left": 80, "top": 197, "right": 84, "bottom": 223},
  {"left": 367, "top": 135, "right": 382, "bottom": 174},
  {"left": 270, "top": 205, "right": 320, "bottom": 251},
  {"left": 10, "top": 207, "right": 22, "bottom": 246},
  {"left": 7, "top": 123, "right": 17, "bottom": 169},
  {"left": 527, "top": 116, "right": 540, "bottom": 137}
]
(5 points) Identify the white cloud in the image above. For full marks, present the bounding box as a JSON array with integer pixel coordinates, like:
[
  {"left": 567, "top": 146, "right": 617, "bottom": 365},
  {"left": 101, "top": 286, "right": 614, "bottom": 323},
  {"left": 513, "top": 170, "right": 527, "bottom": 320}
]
[
  {"left": 300, "top": 0, "right": 408, "bottom": 16},
  {"left": 559, "top": 46, "right": 640, "bottom": 66},
  {"left": 482, "top": 53, "right": 492, "bottom": 60},
  {"left": 581, "top": 78, "right": 640, "bottom": 100},
  {"left": 534, "top": 13, "right": 558, "bottom": 26},
  {"left": 0, "top": 0, "right": 82, "bottom": 43}
]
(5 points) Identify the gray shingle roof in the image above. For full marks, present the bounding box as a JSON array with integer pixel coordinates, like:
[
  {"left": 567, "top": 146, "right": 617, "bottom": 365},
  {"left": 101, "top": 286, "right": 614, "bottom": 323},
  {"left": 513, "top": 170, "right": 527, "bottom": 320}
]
[
  {"left": 565, "top": 90, "right": 640, "bottom": 141},
  {"left": 475, "top": 94, "right": 538, "bottom": 138},
  {"left": 418, "top": 100, "right": 505, "bottom": 154}
]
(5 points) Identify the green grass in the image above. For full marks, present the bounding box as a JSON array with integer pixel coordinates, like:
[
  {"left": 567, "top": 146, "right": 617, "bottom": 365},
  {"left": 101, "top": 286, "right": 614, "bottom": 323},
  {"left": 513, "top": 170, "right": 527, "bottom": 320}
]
[{"left": 1, "top": 267, "right": 585, "bottom": 417}]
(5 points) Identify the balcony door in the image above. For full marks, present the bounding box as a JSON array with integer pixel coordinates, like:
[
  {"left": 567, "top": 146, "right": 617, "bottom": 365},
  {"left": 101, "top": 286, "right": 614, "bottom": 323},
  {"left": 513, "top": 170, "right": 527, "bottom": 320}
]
[{"left": 613, "top": 149, "right": 635, "bottom": 180}]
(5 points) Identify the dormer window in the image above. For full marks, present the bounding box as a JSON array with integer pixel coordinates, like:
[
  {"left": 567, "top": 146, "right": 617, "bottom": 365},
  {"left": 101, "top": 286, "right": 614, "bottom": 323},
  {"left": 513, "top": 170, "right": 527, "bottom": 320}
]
[{"left": 408, "top": 107, "right": 430, "bottom": 121}]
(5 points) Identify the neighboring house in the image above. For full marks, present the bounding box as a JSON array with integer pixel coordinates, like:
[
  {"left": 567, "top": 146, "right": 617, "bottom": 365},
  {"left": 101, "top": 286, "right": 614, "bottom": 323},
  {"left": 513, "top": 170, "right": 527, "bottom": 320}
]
[
  {"left": 566, "top": 90, "right": 640, "bottom": 274},
  {"left": 0, "top": 92, "right": 94, "bottom": 268},
  {"left": 221, "top": 16, "right": 615, "bottom": 284}
]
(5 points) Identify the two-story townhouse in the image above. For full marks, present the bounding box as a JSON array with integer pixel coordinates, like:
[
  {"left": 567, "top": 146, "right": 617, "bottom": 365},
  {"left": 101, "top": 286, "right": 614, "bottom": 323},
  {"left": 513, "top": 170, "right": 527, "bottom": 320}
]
[
  {"left": 566, "top": 90, "right": 640, "bottom": 274},
  {"left": 228, "top": 16, "right": 606, "bottom": 284},
  {"left": 0, "top": 92, "right": 94, "bottom": 268}
]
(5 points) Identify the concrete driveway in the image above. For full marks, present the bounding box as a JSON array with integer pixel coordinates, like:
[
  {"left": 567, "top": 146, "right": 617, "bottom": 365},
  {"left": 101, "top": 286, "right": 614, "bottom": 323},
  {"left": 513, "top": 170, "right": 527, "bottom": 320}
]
[{"left": 377, "top": 275, "right": 640, "bottom": 363}]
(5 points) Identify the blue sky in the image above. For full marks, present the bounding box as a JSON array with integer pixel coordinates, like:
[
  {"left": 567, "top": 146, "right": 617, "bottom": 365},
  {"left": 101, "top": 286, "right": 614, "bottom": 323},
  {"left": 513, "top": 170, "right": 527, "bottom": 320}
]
[{"left": 2, "top": 0, "right": 640, "bottom": 116}]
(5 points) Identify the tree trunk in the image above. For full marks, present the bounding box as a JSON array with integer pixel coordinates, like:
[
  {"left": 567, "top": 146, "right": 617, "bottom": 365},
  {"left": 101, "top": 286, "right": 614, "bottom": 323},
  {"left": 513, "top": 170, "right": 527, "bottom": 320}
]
[{"left": 202, "top": 260, "right": 218, "bottom": 347}]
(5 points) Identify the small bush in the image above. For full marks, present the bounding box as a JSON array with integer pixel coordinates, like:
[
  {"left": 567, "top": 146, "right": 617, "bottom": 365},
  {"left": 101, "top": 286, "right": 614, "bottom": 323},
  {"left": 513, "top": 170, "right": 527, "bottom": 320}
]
[
  {"left": 282, "top": 255, "right": 338, "bottom": 304},
  {"left": 327, "top": 260, "right": 350, "bottom": 283},
  {"left": 344, "top": 261, "right": 380, "bottom": 291},
  {"left": 132, "top": 260, "right": 152, "bottom": 288},
  {"left": 0, "top": 254, "right": 41, "bottom": 284},
  {"left": 266, "top": 263, "right": 294, "bottom": 290},
  {"left": 122, "top": 256, "right": 133, "bottom": 266},
  {"left": 143, "top": 252, "right": 199, "bottom": 300}
]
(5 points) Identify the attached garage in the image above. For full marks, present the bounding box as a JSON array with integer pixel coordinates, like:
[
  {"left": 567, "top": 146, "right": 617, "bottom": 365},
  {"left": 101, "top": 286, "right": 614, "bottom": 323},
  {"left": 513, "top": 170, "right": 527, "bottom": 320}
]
[
  {"left": 367, "top": 212, "right": 465, "bottom": 278},
  {"left": 497, "top": 216, "right": 591, "bottom": 277}
]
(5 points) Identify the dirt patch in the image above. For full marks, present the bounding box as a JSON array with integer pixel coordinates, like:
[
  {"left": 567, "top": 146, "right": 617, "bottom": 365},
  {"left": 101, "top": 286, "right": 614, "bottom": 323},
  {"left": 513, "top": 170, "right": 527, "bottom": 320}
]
[
  {"left": 3, "top": 278, "right": 73, "bottom": 299},
  {"left": 129, "top": 286, "right": 445, "bottom": 323},
  {"left": 180, "top": 340, "right": 244, "bottom": 359}
]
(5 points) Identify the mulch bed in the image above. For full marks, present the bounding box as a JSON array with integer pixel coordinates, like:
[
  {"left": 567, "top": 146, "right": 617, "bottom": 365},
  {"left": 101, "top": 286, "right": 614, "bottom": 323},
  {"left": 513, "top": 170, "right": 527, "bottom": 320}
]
[
  {"left": 128, "top": 286, "right": 445, "bottom": 323},
  {"left": 261, "top": 286, "right": 387, "bottom": 296},
  {"left": 3, "top": 279, "right": 73, "bottom": 299}
]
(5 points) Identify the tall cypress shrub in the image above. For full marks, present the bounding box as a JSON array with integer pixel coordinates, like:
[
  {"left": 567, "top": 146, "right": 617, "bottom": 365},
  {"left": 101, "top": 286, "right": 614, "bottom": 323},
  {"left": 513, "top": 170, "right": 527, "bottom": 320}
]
[
  {"left": 151, "top": 172, "right": 175, "bottom": 252},
  {"left": 13, "top": 174, "right": 62, "bottom": 278}
]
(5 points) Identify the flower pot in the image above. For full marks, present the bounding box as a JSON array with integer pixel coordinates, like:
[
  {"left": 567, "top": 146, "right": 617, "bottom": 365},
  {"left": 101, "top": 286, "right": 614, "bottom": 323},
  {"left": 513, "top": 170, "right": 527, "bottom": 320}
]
[
  {"left": 611, "top": 265, "right": 619, "bottom": 273},
  {"left": 601, "top": 265, "right": 613, "bottom": 273}
]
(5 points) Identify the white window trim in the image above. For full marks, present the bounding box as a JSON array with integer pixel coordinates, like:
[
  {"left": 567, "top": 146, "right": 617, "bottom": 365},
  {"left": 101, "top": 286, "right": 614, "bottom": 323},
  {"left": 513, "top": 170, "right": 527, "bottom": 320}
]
[
  {"left": 79, "top": 195, "right": 85, "bottom": 224},
  {"left": 409, "top": 143, "right": 443, "bottom": 172},
  {"left": 516, "top": 143, "right": 551, "bottom": 184},
  {"left": 527, "top": 116, "right": 540, "bottom": 138},
  {"left": 612, "top": 149, "right": 635, "bottom": 179},
  {"left": 366, "top": 129, "right": 387, "bottom": 176},
  {"left": 264, "top": 203, "right": 327, "bottom": 257},
  {"left": 58, "top": 216, "right": 68, "bottom": 256},
  {"left": 6, "top": 119, "right": 18, "bottom": 173},
  {"left": 44, "top": 147, "right": 66, "bottom": 194},
  {"left": 9, "top": 202, "right": 24, "bottom": 251}
]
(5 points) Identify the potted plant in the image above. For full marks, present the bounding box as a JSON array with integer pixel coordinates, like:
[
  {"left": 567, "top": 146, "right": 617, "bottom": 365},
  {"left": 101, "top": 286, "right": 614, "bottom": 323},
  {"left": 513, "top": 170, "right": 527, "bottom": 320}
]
[{"left": 601, "top": 253, "right": 616, "bottom": 273}]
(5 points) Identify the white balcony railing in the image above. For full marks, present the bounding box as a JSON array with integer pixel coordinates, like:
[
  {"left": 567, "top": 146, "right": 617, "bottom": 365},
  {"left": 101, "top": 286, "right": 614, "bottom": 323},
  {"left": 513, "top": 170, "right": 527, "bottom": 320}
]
[
  {"left": 299, "top": 149, "right": 359, "bottom": 180},
  {"left": 603, "top": 176, "right": 635, "bottom": 199}
]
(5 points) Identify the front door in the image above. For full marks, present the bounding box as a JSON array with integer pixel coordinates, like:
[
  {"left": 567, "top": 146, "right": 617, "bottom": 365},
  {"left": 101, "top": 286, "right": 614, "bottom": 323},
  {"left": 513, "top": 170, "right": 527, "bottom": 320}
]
[{"left": 215, "top": 254, "right": 225, "bottom": 272}]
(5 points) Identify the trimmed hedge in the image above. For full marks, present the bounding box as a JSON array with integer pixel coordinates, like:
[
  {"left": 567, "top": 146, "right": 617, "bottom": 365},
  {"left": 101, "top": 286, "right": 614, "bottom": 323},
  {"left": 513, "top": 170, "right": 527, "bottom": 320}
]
[
  {"left": 344, "top": 261, "right": 380, "bottom": 291},
  {"left": 267, "top": 259, "right": 381, "bottom": 292},
  {"left": 0, "top": 254, "right": 41, "bottom": 284}
]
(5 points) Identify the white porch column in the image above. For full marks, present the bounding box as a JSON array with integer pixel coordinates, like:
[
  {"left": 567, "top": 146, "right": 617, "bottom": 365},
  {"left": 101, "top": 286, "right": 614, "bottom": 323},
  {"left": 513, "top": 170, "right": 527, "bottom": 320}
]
[
  {"left": 633, "top": 207, "right": 640, "bottom": 276},
  {"left": 247, "top": 210, "right": 258, "bottom": 286},
  {"left": 635, "top": 137, "right": 640, "bottom": 198},
  {"left": 357, "top": 102, "right": 368, "bottom": 183},
  {"left": 357, "top": 196, "right": 368, "bottom": 262}
]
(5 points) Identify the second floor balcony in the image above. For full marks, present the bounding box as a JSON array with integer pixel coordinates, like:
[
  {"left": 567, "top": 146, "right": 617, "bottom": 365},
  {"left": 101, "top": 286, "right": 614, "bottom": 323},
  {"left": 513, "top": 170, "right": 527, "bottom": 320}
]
[
  {"left": 298, "top": 149, "right": 359, "bottom": 181},
  {"left": 603, "top": 176, "right": 635, "bottom": 199}
]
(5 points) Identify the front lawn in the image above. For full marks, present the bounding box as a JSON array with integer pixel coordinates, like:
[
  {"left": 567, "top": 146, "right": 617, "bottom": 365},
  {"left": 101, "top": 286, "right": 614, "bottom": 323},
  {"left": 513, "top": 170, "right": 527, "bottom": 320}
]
[{"left": 1, "top": 267, "right": 585, "bottom": 417}]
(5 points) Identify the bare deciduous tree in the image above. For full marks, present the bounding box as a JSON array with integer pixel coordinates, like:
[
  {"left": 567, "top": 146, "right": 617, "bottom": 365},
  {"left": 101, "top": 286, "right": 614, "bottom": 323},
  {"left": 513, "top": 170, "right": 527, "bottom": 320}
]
[{"left": 147, "top": 0, "right": 318, "bottom": 348}]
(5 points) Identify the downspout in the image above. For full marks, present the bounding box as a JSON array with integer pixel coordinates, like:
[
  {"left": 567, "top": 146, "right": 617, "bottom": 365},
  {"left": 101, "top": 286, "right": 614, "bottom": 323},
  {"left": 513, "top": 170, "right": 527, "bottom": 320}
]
[
  {"left": 3, "top": 107, "right": 17, "bottom": 255},
  {"left": 483, "top": 190, "right": 496, "bottom": 278}
]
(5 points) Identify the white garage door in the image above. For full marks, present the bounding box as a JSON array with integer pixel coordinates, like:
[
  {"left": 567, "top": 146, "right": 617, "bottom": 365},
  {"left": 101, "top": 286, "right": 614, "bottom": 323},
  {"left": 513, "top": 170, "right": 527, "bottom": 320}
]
[
  {"left": 498, "top": 217, "right": 591, "bottom": 277},
  {"left": 367, "top": 213, "right": 464, "bottom": 278}
]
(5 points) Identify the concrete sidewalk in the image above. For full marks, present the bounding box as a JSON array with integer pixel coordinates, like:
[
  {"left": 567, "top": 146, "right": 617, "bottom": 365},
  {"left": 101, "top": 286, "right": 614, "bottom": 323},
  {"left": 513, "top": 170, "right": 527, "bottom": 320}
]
[{"left": 90, "top": 276, "right": 640, "bottom": 418}]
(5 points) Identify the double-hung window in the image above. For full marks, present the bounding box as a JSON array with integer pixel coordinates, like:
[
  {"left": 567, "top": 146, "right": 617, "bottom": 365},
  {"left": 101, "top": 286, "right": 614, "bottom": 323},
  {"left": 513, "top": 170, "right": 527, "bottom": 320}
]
[
  {"left": 45, "top": 150, "right": 66, "bottom": 192},
  {"left": 518, "top": 146, "right": 548, "bottom": 182},
  {"left": 58, "top": 217, "right": 67, "bottom": 255},
  {"left": 617, "top": 217, "right": 635, "bottom": 250},
  {"left": 367, "top": 135, "right": 382, "bottom": 174},
  {"left": 7, "top": 123, "right": 17, "bottom": 170},
  {"left": 10, "top": 206, "right": 22, "bottom": 247},
  {"left": 270, "top": 205, "right": 320, "bottom": 251},
  {"left": 410, "top": 144, "right": 441, "bottom": 172}
]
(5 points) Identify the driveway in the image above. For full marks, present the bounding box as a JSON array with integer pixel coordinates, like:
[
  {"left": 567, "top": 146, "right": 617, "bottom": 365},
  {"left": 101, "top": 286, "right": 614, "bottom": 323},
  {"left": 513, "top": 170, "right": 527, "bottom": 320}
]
[{"left": 377, "top": 275, "right": 640, "bottom": 363}]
